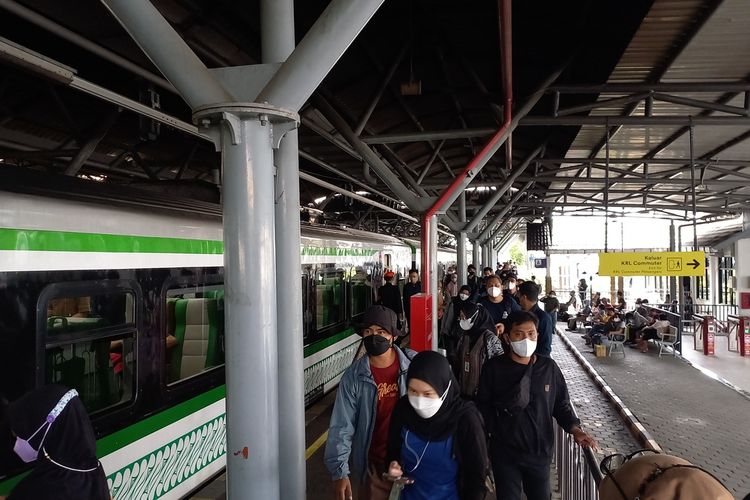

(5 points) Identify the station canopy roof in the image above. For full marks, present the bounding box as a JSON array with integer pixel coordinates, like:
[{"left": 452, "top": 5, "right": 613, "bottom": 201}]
[{"left": 1, "top": 0, "right": 749, "bottom": 245}]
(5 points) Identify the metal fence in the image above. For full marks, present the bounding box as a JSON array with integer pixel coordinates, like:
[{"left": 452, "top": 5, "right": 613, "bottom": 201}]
[
  {"left": 691, "top": 303, "right": 737, "bottom": 324},
  {"left": 553, "top": 405, "right": 603, "bottom": 500},
  {"left": 642, "top": 303, "right": 738, "bottom": 354}
]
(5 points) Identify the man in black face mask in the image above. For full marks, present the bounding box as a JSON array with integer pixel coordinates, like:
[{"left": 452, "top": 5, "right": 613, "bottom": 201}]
[{"left": 325, "top": 305, "right": 415, "bottom": 500}]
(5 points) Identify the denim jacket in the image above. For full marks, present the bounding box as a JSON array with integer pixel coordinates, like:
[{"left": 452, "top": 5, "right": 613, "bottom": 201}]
[{"left": 323, "top": 346, "right": 414, "bottom": 482}]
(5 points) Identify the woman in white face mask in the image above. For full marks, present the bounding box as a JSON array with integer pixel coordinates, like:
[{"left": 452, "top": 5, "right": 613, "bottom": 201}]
[
  {"left": 454, "top": 302, "right": 504, "bottom": 399},
  {"left": 385, "top": 351, "right": 491, "bottom": 500}
]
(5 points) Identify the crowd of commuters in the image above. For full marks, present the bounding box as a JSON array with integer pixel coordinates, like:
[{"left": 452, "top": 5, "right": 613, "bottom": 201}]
[{"left": 326, "top": 259, "right": 596, "bottom": 500}]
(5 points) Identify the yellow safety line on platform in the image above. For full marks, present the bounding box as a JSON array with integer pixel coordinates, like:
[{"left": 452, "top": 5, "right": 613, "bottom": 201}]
[{"left": 306, "top": 430, "right": 329, "bottom": 461}]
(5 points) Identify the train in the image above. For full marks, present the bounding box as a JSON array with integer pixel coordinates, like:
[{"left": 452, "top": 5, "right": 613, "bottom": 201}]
[{"left": 0, "top": 176, "right": 456, "bottom": 499}]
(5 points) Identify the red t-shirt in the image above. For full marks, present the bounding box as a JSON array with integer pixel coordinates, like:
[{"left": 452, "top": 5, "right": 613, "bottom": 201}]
[{"left": 368, "top": 356, "right": 400, "bottom": 464}]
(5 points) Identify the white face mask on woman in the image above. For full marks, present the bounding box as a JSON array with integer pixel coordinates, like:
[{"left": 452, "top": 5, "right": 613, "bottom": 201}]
[
  {"left": 488, "top": 286, "right": 502, "bottom": 298},
  {"left": 408, "top": 380, "right": 451, "bottom": 419},
  {"left": 459, "top": 310, "right": 478, "bottom": 331}
]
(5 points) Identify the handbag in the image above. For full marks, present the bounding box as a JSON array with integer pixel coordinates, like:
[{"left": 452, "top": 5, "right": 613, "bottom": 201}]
[{"left": 496, "top": 358, "right": 535, "bottom": 419}]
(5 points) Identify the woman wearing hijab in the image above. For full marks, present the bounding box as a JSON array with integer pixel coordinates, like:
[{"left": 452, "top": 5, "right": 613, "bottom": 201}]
[
  {"left": 3, "top": 385, "right": 110, "bottom": 500},
  {"left": 440, "top": 285, "right": 473, "bottom": 359},
  {"left": 386, "top": 351, "right": 490, "bottom": 500},
  {"left": 455, "top": 302, "right": 504, "bottom": 399}
]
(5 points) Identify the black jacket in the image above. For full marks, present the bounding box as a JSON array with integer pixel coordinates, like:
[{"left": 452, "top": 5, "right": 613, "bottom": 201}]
[
  {"left": 378, "top": 282, "right": 403, "bottom": 315},
  {"left": 476, "top": 354, "right": 579, "bottom": 463}
]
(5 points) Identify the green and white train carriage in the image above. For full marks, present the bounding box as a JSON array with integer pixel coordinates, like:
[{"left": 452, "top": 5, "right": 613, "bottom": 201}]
[{"left": 0, "top": 184, "right": 454, "bottom": 499}]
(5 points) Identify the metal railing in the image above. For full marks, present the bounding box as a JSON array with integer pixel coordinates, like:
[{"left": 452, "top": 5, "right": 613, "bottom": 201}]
[
  {"left": 726, "top": 315, "right": 741, "bottom": 352},
  {"left": 641, "top": 303, "right": 738, "bottom": 354},
  {"left": 691, "top": 303, "right": 737, "bottom": 324},
  {"left": 553, "top": 405, "right": 603, "bottom": 500}
]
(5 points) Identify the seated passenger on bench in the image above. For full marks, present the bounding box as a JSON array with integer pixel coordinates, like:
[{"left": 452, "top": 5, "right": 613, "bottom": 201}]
[
  {"left": 588, "top": 308, "right": 623, "bottom": 347},
  {"left": 637, "top": 313, "right": 671, "bottom": 353}
]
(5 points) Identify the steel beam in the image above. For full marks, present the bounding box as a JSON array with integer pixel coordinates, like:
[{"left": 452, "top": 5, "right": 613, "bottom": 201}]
[
  {"left": 313, "top": 94, "right": 427, "bottom": 211},
  {"left": 521, "top": 116, "right": 750, "bottom": 126},
  {"left": 508, "top": 176, "right": 750, "bottom": 187},
  {"left": 257, "top": 0, "right": 385, "bottom": 111},
  {"left": 536, "top": 157, "right": 750, "bottom": 166},
  {"left": 362, "top": 127, "right": 496, "bottom": 144},
  {"left": 556, "top": 92, "right": 651, "bottom": 117},
  {"left": 507, "top": 202, "right": 741, "bottom": 213},
  {"left": 355, "top": 44, "right": 408, "bottom": 136},
  {"left": 464, "top": 146, "right": 542, "bottom": 232},
  {"left": 299, "top": 171, "right": 417, "bottom": 222},
  {"left": 300, "top": 116, "right": 362, "bottom": 160},
  {"left": 64, "top": 109, "right": 120, "bottom": 176},
  {"left": 0, "top": 37, "right": 209, "bottom": 141},
  {"left": 548, "top": 83, "right": 750, "bottom": 94},
  {"left": 100, "top": 0, "right": 232, "bottom": 108},
  {"left": 477, "top": 180, "right": 534, "bottom": 243},
  {"left": 298, "top": 150, "right": 401, "bottom": 205},
  {"left": 0, "top": 0, "right": 174, "bottom": 92}
]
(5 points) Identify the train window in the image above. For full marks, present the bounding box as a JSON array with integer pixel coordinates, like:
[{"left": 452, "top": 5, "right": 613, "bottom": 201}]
[
  {"left": 164, "top": 283, "right": 225, "bottom": 385},
  {"left": 316, "top": 268, "right": 344, "bottom": 331},
  {"left": 41, "top": 285, "right": 137, "bottom": 414},
  {"left": 302, "top": 272, "right": 314, "bottom": 341},
  {"left": 384, "top": 254, "right": 392, "bottom": 269},
  {"left": 349, "top": 267, "right": 373, "bottom": 318}
]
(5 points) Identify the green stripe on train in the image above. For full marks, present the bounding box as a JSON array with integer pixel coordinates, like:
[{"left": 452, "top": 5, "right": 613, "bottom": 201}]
[
  {"left": 301, "top": 247, "right": 379, "bottom": 257},
  {"left": 0, "top": 228, "right": 381, "bottom": 257},
  {"left": 96, "top": 385, "right": 226, "bottom": 456},
  {"left": 0, "top": 228, "right": 224, "bottom": 254},
  {"left": 304, "top": 327, "right": 358, "bottom": 357}
]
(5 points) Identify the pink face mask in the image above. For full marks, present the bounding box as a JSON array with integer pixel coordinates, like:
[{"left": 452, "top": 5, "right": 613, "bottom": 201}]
[{"left": 13, "top": 389, "right": 78, "bottom": 463}]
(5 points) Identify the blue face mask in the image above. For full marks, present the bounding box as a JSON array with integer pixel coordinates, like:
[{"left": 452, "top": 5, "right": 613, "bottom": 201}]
[{"left": 13, "top": 389, "right": 78, "bottom": 463}]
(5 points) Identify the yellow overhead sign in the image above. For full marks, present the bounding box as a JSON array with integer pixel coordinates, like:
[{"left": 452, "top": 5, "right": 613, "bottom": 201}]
[{"left": 598, "top": 251, "right": 706, "bottom": 277}]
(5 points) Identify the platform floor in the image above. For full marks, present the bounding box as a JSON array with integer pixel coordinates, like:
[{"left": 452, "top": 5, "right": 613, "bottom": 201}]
[
  {"left": 559, "top": 327, "right": 750, "bottom": 497},
  {"left": 681, "top": 333, "right": 750, "bottom": 395}
]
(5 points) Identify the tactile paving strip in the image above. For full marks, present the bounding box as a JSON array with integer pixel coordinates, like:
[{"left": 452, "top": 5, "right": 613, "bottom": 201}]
[{"left": 551, "top": 331, "right": 642, "bottom": 460}]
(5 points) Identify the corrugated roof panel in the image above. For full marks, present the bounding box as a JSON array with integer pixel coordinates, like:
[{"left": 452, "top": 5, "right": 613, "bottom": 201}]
[
  {"left": 662, "top": 0, "right": 750, "bottom": 82},
  {"left": 558, "top": 0, "right": 750, "bottom": 216},
  {"left": 609, "top": 0, "right": 708, "bottom": 83}
]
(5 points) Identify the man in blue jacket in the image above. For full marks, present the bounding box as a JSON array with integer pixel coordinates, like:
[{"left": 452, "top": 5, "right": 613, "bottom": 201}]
[{"left": 324, "top": 305, "right": 414, "bottom": 500}]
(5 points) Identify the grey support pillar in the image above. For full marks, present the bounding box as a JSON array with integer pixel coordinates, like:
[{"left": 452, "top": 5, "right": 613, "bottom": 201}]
[
  {"left": 273, "top": 128, "right": 305, "bottom": 500},
  {"left": 429, "top": 215, "right": 439, "bottom": 351},
  {"left": 196, "top": 105, "right": 298, "bottom": 500},
  {"left": 472, "top": 240, "right": 481, "bottom": 270},
  {"left": 457, "top": 193, "right": 467, "bottom": 287},
  {"left": 457, "top": 233, "right": 467, "bottom": 287},
  {"left": 669, "top": 221, "right": 677, "bottom": 306},
  {"left": 261, "top": 0, "right": 306, "bottom": 497}
]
